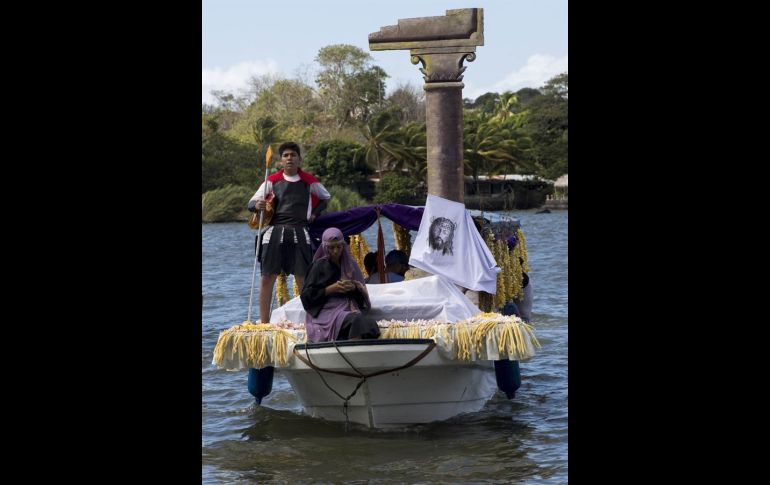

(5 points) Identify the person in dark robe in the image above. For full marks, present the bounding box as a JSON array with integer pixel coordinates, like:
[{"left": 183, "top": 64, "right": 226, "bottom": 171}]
[{"left": 300, "top": 227, "right": 381, "bottom": 343}]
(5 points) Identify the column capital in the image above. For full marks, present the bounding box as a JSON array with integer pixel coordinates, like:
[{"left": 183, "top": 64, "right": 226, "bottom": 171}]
[{"left": 410, "top": 49, "right": 477, "bottom": 83}]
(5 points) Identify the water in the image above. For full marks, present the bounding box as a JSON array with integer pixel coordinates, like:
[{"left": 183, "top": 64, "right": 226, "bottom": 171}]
[{"left": 203, "top": 210, "right": 567, "bottom": 483}]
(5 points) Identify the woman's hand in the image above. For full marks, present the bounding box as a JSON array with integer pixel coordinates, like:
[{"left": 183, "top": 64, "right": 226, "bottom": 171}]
[
  {"left": 352, "top": 281, "right": 367, "bottom": 293},
  {"left": 328, "top": 279, "right": 355, "bottom": 294}
]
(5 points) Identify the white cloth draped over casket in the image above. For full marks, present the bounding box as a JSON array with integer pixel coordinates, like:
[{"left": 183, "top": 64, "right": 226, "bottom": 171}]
[{"left": 270, "top": 275, "right": 480, "bottom": 324}]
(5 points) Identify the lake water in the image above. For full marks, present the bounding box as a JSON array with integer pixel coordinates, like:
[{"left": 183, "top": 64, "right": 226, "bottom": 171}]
[{"left": 203, "top": 209, "right": 567, "bottom": 483}]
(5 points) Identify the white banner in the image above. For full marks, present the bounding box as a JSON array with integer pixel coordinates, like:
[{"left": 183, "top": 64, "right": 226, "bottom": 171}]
[{"left": 409, "top": 194, "right": 500, "bottom": 293}]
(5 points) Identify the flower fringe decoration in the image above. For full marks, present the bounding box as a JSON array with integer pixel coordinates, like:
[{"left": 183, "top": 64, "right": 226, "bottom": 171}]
[
  {"left": 276, "top": 272, "right": 291, "bottom": 306},
  {"left": 212, "top": 313, "right": 539, "bottom": 369},
  {"left": 482, "top": 227, "right": 530, "bottom": 307},
  {"left": 515, "top": 228, "right": 529, "bottom": 273},
  {"left": 212, "top": 322, "right": 304, "bottom": 369},
  {"left": 378, "top": 312, "right": 540, "bottom": 362}
]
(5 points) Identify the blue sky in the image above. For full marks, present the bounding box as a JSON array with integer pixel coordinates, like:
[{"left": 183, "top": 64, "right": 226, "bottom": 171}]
[{"left": 202, "top": 0, "right": 567, "bottom": 105}]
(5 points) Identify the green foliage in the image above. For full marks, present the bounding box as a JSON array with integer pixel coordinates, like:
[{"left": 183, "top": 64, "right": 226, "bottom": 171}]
[
  {"left": 201, "top": 47, "right": 567, "bottom": 204},
  {"left": 251, "top": 116, "right": 281, "bottom": 148},
  {"left": 202, "top": 118, "right": 261, "bottom": 193},
  {"left": 401, "top": 122, "right": 427, "bottom": 179},
  {"left": 202, "top": 184, "right": 254, "bottom": 222},
  {"left": 519, "top": 73, "right": 568, "bottom": 180},
  {"left": 463, "top": 107, "right": 533, "bottom": 185},
  {"left": 325, "top": 185, "right": 368, "bottom": 213},
  {"left": 304, "top": 139, "right": 369, "bottom": 185},
  {"left": 464, "top": 92, "right": 500, "bottom": 113},
  {"left": 356, "top": 109, "right": 410, "bottom": 178},
  {"left": 226, "top": 80, "right": 323, "bottom": 145},
  {"left": 315, "top": 44, "right": 387, "bottom": 128},
  {"left": 374, "top": 173, "right": 422, "bottom": 204},
  {"left": 514, "top": 87, "right": 541, "bottom": 105}
]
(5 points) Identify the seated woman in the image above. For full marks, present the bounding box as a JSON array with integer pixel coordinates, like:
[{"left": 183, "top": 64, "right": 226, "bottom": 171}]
[{"left": 300, "top": 228, "right": 381, "bottom": 343}]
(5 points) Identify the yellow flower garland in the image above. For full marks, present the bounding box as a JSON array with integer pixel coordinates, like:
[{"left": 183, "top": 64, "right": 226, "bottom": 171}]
[
  {"left": 392, "top": 222, "right": 412, "bottom": 258},
  {"left": 213, "top": 314, "right": 540, "bottom": 369},
  {"left": 212, "top": 322, "right": 302, "bottom": 368},
  {"left": 276, "top": 272, "right": 290, "bottom": 306},
  {"left": 348, "top": 234, "right": 370, "bottom": 276},
  {"left": 482, "top": 227, "right": 529, "bottom": 305}
]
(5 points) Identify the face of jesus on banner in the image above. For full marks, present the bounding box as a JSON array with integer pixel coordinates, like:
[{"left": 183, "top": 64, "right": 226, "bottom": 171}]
[{"left": 428, "top": 217, "right": 456, "bottom": 255}]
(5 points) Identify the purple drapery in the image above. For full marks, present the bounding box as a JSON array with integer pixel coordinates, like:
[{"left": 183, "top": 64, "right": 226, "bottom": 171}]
[{"left": 308, "top": 204, "right": 424, "bottom": 242}]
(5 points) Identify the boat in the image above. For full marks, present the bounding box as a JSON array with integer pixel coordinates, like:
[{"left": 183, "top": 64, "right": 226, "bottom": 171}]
[{"left": 212, "top": 203, "right": 540, "bottom": 428}]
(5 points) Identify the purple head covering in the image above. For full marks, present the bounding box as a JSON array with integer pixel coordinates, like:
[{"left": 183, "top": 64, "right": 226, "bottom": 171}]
[{"left": 312, "top": 227, "right": 366, "bottom": 283}]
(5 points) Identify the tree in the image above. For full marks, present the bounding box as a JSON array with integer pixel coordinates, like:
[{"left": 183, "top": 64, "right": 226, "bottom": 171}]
[
  {"left": 242, "top": 72, "right": 281, "bottom": 105},
  {"left": 387, "top": 82, "right": 425, "bottom": 123},
  {"left": 464, "top": 92, "right": 500, "bottom": 114},
  {"left": 356, "top": 110, "right": 410, "bottom": 179},
  {"left": 315, "top": 44, "right": 388, "bottom": 128},
  {"left": 374, "top": 173, "right": 421, "bottom": 204},
  {"left": 304, "top": 139, "right": 369, "bottom": 185},
  {"left": 401, "top": 121, "right": 427, "bottom": 181},
  {"left": 250, "top": 115, "right": 283, "bottom": 173},
  {"left": 521, "top": 72, "right": 568, "bottom": 179},
  {"left": 542, "top": 72, "right": 568, "bottom": 100},
  {"left": 202, "top": 118, "right": 259, "bottom": 193},
  {"left": 226, "top": 80, "right": 320, "bottom": 144},
  {"left": 515, "top": 87, "right": 541, "bottom": 105},
  {"left": 463, "top": 110, "right": 533, "bottom": 192}
]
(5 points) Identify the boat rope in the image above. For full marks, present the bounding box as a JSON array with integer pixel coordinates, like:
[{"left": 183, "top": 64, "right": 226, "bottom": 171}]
[{"left": 295, "top": 341, "right": 436, "bottom": 424}]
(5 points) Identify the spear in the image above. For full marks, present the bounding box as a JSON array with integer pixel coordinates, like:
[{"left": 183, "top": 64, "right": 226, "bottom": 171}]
[{"left": 247, "top": 145, "right": 273, "bottom": 323}]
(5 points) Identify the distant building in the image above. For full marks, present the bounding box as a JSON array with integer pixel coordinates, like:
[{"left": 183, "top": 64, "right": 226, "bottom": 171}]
[
  {"left": 545, "top": 174, "right": 568, "bottom": 209},
  {"left": 554, "top": 174, "right": 568, "bottom": 197},
  {"left": 465, "top": 174, "right": 553, "bottom": 210}
]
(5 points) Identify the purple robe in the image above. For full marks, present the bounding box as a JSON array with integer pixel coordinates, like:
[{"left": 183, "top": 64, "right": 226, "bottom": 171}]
[{"left": 300, "top": 228, "right": 370, "bottom": 342}]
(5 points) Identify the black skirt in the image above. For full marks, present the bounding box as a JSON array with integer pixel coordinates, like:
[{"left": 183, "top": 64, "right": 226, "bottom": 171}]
[
  {"left": 336, "top": 313, "right": 380, "bottom": 340},
  {"left": 259, "top": 225, "right": 313, "bottom": 277}
]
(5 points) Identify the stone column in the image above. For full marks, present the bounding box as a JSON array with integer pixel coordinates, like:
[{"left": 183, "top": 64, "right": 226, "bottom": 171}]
[
  {"left": 425, "top": 83, "right": 464, "bottom": 201},
  {"left": 369, "top": 8, "right": 484, "bottom": 203}
]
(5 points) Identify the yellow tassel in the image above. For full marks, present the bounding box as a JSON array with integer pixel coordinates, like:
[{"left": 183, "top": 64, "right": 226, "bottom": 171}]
[
  {"left": 510, "top": 242, "right": 523, "bottom": 300},
  {"left": 276, "top": 272, "right": 290, "bottom": 306},
  {"left": 454, "top": 322, "right": 472, "bottom": 361},
  {"left": 213, "top": 315, "right": 540, "bottom": 370},
  {"left": 392, "top": 222, "right": 412, "bottom": 258},
  {"left": 517, "top": 228, "right": 529, "bottom": 273},
  {"left": 212, "top": 323, "right": 300, "bottom": 368},
  {"left": 348, "top": 234, "right": 370, "bottom": 276},
  {"left": 359, "top": 234, "right": 371, "bottom": 255}
]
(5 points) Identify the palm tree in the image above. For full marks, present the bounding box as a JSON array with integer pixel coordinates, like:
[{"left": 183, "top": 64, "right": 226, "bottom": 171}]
[
  {"left": 463, "top": 112, "right": 516, "bottom": 191},
  {"left": 251, "top": 116, "right": 282, "bottom": 163},
  {"left": 486, "top": 111, "right": 534, "bottom": 177},
  {"left": 355, "top": 110, "right": 410, "bottom": 179},
  {"left": 401, "top": 121, "right": 427, "bottom": 180}
]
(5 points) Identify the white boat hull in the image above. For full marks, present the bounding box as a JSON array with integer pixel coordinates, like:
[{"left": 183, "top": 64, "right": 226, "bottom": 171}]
[{"left": 281, "top": 340, "right": 498, "bottom": 428}]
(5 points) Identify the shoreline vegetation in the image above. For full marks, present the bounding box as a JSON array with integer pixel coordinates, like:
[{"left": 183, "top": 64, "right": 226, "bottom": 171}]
[
  {"left": 202, "top": 183, "right": 565, "bottom": 223},
  {"left": 202, "top": 45, "right": 566, "bottom": 224}
]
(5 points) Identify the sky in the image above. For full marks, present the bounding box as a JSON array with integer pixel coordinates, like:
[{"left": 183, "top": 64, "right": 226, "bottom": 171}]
[{"left": 202, "top": 0, "right": 567, "bottom": 105}]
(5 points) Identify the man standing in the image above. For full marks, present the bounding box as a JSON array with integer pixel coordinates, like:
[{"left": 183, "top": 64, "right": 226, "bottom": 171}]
[{"left": 248, "top": 142, "right": 331, "bottom": 323}]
